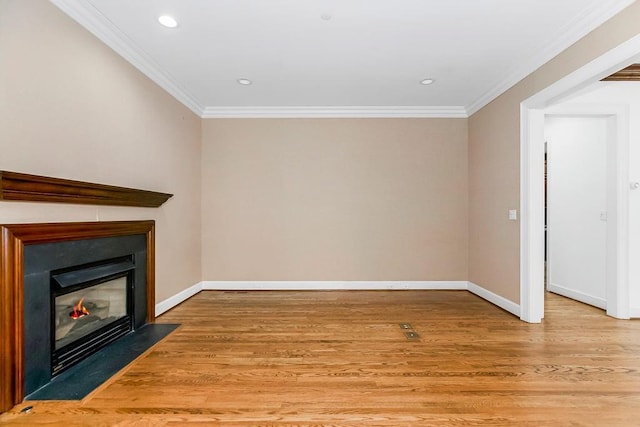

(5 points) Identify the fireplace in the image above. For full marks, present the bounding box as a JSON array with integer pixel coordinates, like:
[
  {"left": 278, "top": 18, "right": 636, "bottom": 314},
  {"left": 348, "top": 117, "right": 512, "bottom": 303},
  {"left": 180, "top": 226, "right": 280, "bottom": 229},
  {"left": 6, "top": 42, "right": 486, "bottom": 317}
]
[
  {"left": 0, "top": 221, "right": 157, "bottom": 411},
  {"left": 51, "top": 257, "right": 135, "bottom": 376}
]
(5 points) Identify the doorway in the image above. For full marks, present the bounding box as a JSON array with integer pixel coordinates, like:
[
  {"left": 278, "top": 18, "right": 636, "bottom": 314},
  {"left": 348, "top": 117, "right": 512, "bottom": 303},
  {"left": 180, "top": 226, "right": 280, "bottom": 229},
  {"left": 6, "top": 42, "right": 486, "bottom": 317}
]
[
  {"left": 545, "top": 114, "right": 614, "bottom": 311},
  {"left": 519, "top": 35, "right": 640, "bottom": 323}
]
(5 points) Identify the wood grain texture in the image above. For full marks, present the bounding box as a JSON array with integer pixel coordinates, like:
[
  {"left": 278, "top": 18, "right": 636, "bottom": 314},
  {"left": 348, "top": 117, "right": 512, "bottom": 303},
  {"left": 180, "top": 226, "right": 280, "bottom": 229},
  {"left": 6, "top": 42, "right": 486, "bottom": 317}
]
[
  {"left": 0, "top": 221, "right": 155, "bottom": 413},
  {"left": 602, "top": 64, "right": 640, "bottom": 81},
  {"left": 0, "top": 170, "right": 172, "bottom": 207},
  {"left": 2, "top": 290, "right": 639, "bottom": 425},
  {"left": 0, "top": 226, "right": 20, "bottom": 414}
]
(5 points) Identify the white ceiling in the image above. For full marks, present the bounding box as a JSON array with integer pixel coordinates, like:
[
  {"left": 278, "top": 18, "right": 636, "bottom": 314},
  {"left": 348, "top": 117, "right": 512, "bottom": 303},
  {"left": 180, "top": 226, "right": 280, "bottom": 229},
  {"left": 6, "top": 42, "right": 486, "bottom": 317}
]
[{"left": 51, "top": 0, "right": 636, "bottom": 118}]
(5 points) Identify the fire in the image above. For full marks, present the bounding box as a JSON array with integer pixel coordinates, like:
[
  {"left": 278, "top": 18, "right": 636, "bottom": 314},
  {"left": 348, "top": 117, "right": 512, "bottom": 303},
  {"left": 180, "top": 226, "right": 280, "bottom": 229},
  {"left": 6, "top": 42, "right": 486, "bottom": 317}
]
[{"left": 69, "top": 298, "right": 90, "bottom": 319}]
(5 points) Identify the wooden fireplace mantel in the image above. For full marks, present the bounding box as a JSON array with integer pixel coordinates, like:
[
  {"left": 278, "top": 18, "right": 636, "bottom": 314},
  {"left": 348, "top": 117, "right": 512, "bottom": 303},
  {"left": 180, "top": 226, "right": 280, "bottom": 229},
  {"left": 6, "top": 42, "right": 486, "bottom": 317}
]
[
  {"left": 0, "top": 221, "right": 156, "bottom": 413},
  {"left": 0, "top": 171, "right": 172, "bottom": 207}
]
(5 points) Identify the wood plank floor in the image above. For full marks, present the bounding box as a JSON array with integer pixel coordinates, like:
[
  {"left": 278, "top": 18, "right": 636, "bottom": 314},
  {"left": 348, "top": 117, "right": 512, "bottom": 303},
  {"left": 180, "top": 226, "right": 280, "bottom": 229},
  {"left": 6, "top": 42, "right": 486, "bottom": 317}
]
[{"left": 1, "top": 290, "right": 639, "bottom": 426}]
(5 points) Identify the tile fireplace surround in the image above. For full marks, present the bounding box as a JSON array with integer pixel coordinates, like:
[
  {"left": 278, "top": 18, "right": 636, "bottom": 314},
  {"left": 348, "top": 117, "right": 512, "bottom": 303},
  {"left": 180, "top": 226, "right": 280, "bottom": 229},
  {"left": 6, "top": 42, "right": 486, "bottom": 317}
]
[{"left": 0, "top": 220, "right": 157, "bottom": 413}]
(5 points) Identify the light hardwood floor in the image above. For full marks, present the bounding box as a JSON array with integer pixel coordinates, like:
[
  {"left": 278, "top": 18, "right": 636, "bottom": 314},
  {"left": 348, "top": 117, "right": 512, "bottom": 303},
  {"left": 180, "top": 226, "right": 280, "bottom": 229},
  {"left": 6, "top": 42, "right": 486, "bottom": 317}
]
[{"left": 1, "top": 290, "right": 639, "bottom": 426}]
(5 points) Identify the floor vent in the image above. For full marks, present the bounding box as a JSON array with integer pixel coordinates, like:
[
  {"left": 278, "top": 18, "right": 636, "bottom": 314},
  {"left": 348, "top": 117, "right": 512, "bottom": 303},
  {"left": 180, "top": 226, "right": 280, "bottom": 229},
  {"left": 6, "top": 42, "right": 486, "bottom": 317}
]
[
  {"left": 404, "top": 331, "right": 420, "bottom": 340},
  {"left": 399, "top": 323, "right": 420, "bottom": 340}
]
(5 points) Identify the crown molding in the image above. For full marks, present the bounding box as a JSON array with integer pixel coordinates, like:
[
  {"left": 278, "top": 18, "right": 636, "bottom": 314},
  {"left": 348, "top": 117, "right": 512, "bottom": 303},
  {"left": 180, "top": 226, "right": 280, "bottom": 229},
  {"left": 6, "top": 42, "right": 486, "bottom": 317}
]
[
  {"left": 201, "top": 106, "right": 468, "bottom": 119},
  {"left": 51, "top": 0, "right": 466, "bottom": 119},
  {"left": 50, "top": 0, "right": 205, "bottom": 116},
  {"left": 465, "top": 0, "right": 637, "bottom": 116},
  {"left": 51, "top": 0, "right": 634, "bottom": 120}
]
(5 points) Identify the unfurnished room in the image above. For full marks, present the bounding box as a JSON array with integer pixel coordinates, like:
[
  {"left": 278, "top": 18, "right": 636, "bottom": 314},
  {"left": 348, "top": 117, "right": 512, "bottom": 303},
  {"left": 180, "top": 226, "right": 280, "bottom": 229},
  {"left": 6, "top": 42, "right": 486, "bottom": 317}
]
[{"left": 1, "top": 0, "right": 640, "bottom": 425}]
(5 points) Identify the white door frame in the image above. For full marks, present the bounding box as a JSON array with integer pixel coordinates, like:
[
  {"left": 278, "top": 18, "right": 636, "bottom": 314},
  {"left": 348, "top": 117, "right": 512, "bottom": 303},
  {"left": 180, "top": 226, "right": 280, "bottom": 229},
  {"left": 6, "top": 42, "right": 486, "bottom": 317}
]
[
  {"left": 520, "top": 34, "right": 640, "bottom": 323},
  {"left": 544, "top": 108, "right": 628, "bottom": 316}
]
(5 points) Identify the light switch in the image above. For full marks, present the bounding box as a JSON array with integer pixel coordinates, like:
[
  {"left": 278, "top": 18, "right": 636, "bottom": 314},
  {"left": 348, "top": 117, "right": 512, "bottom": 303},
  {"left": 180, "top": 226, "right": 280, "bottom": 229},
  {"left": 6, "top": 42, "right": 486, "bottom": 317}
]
[{"left": 509, "top": 209, "right": 517, "bottom": 221}]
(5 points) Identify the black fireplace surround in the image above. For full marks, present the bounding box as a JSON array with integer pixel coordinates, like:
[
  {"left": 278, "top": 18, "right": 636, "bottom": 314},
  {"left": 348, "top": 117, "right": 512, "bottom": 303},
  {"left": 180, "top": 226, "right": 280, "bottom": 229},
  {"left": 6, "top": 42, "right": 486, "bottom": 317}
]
[{"left": 23, "top": 234, "right": 148, "bottom": 397}]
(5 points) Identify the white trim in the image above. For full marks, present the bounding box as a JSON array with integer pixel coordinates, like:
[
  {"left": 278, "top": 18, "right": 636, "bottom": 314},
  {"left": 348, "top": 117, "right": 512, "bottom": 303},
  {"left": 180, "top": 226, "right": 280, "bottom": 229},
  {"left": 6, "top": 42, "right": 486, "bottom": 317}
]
[
  {"left": 49, "top": 0, "right": 466, "bottom": 119},
  {"left": 547, "top": 283, "right": 607, "bottom": 310},
  {"left": 50, "top": 0, "right": 205, "bottom": 116},
  {"left": 468, "top": 282, "right": 521, "bottom": 317},
  {"left": 154, "top": 281, "right": 524, "bottom": 319},
  {"left": 545, "top": 103, "right": 629, "bottom": 116},
  {"left": 524, "top": 35, "right": 640, "bottom": 110},
  {"left": 201, "top": 281, "right": 468, "bottom": 291},
  {"left": 155, "top": 281, "right": 203, "bottom": 317},
  {"left": 630, "top": 307, "right": 640, "bottom": 318},
  {"left": 51, "top": 0, "right": 635, "bottom": 119},
  {"left": 201, "top": 106, "right": 468, "bottom": 119},
  {"left": 610, "top": 107, "right": 630, "bottom": 319},
  {"left": 520, "top": 106, "right": 546, "bottom": 323},
  {"left": 466, "top": 0, "right": 636, "bottom": 115},
  {"left": 520, "top": 34, "right": 640, "bottom": 324}
]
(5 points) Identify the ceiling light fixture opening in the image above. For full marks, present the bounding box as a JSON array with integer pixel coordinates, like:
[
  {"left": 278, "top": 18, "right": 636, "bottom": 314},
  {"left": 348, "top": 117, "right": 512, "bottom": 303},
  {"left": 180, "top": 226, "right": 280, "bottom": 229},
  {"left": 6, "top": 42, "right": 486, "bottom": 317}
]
[
  {"left": 237, "top": 78, "right": 252, "bottom": 85},
  {"left": 420, "top": 78, "right": 435, "bottom": 85},
  {"left": 158, "top": 15, "right": 178, "bottom": 28}
]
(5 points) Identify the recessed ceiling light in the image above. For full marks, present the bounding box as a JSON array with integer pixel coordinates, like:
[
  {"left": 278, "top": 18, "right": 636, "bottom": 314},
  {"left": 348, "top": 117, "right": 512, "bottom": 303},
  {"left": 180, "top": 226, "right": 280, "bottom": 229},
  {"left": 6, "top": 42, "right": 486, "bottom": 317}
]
[
  {"left": 420, "top": 78, "right": 435, "bottom": 85},
  {"left": 237, "top": 78, "right": 252, "bottom": 85},
  {"left": 158, "top": 15, "right": 178, "bottom": 28}
]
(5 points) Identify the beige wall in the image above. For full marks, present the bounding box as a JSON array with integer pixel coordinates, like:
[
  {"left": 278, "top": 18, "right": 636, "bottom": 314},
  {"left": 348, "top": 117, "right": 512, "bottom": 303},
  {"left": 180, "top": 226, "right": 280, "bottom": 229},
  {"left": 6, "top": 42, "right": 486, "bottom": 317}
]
[
  {"left": 468, "top": 2, "right": 640, "bottom": 304},
  {"left": 0, "top": 0, "right": 202, "bottom": 302},
  {"left": 4, "top": 0, "right": 638, "bottom": 307},
  {"left": 202, "top": 118, "right": 468, "bottom": 281}
]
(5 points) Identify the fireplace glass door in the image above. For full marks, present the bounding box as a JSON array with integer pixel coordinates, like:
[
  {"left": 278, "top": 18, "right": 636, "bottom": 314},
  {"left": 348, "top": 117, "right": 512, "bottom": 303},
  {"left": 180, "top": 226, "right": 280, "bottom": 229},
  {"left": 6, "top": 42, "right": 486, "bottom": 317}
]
[
  {"left": 51, "top": 257, "right": 134, "bottom": 375},
  {"left": 54, "top": 276, "right": 128, "bottom": 350}
]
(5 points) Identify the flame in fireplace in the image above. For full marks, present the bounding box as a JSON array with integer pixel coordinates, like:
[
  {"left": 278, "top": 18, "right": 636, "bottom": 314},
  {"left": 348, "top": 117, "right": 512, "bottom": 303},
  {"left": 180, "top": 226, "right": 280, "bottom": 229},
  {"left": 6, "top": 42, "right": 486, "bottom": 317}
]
[{"left": 69, "top": 298, "right": 90, "bottom": 319}]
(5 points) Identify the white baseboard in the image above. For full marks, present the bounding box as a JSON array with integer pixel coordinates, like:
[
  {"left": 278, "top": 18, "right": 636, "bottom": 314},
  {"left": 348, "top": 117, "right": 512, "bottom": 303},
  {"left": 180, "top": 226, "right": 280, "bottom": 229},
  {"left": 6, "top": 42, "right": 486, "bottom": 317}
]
[
  {"left": 467, "top": 281, "right": 521, "bottom": 317},
  {"left": 155, "top": 281, "right": 521, "bottom": 319},
  {"left": 155, "top": 281, "right": 203, "bottom": 316},
  {"left": 547, "top": 283, "right": 607, "bottom": 310},
  {"left": 629, "top": 307, "right": 640, "bottom": 318},
  {"left": 201, "top": 280, "right": 469, "bottom": 291}
]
